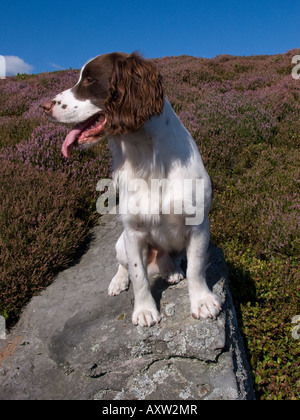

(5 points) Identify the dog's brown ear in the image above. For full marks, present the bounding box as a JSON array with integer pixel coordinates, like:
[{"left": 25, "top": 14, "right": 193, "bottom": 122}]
[{"left": 105, "top": 52, "right": 164, "bottom": 135}]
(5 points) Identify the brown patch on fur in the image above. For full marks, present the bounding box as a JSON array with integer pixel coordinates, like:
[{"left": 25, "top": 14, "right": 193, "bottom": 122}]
[
  {"left": 105, "top": 52, "right": 164, "bottom": 135},
  {"left": 147, "top": 246, "right": 166, "bottom": 264}
]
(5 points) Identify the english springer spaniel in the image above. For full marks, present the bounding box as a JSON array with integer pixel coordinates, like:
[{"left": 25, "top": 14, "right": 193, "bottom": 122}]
[{"left": 43, "top": 52, "right": 221, "bottom": 327}]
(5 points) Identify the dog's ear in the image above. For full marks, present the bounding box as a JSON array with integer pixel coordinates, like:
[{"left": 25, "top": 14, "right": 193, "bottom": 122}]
[{"left": 105, "top": 52, "right": 164, "bottom": 135}]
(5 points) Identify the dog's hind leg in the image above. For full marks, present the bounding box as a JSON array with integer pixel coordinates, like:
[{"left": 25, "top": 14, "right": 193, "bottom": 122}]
[
  {"left": 108, "top": 232, "right": 130, "bottom": 296},
  {"left": 108, "top": 264, "right": 129, "bottom": 296},
  {"left": 155, "top": 252, "right": 185, "bottom": 284}
]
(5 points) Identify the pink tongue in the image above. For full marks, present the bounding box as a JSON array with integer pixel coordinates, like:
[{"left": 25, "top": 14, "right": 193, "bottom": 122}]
[
  {"left": 61, "top": 127, "right": 83, "bottom": 158},
  {"left": 61, "top": 114, "right": 106, "bottom": 158}
]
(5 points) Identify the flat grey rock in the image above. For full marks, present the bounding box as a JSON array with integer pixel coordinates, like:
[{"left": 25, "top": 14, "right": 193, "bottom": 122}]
[{"left": 0, "top": 214, "right": 254, "bottom": 400}]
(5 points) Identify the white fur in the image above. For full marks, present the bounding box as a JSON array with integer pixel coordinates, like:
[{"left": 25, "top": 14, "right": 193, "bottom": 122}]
[
  {"left": 108, "top": 100, "right": 221, "bottom": 326},
  {"left": 48, "top": 66, "right": 222, "bottom": 327},
  {"left": 51, "top": 87, "right": 102, "bottom": 123},
  {"left": 51, "top": 62, "right": 104, "bottom": 124}
]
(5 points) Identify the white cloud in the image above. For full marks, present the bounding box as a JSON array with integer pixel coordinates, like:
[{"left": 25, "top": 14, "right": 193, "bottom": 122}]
[{"left": 4, "top": 56, "right": 34, "bottom": 75}]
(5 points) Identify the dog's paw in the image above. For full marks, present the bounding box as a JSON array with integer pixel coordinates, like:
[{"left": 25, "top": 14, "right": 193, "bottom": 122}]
[
  {"left": 166, "top": 269, "right": 185, "bottom": 285},
  {"left": 132, "top": 307, "right": 161, "bottom": 327},
  {"left": 108, "top": 272, "right": 129, "bottom": 296},
  {"left": 190, "top": 291, "right": 222, "bottom": 320}
]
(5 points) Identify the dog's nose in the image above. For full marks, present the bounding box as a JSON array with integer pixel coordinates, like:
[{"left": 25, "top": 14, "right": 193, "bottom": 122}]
[{"left": 43, "top": 100, "right": 56, "bottom": 114}]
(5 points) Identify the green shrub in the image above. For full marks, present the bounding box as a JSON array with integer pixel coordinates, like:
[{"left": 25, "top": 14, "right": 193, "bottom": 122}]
[{"left": 223, "top": 245, "right": 300, "bottom": 400}]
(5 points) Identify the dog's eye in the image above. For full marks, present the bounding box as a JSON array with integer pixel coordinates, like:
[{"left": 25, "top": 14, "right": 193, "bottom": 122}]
[{"left": 83, "top": 76, "right": 95, "bottom": 86}]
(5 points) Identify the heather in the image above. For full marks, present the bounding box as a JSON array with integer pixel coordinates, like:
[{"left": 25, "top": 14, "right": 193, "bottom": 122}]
[
  {"left": 1, "top": 123, "right": 111, "bottom": 196},
  {"left": 0, "top": 50, "right": 300, "bottom": 399},
  {"left": 156, "top": 50, "right": 300, "bottom": 400},
  {"left": 0, "top": 160, "right": 90, "bottom": 322},
  {"left": 0, "top": 70, "right": 112, "bottom": 323}
]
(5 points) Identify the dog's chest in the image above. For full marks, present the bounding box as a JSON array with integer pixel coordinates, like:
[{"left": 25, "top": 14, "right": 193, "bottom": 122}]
[{"left": 122, "top": 211, "right": 187, "bottom": 252}]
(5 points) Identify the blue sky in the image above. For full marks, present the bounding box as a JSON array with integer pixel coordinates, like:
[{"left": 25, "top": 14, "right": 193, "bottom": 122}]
[{"left": 0, "top": 0, "right": 299, "bottom": 75}]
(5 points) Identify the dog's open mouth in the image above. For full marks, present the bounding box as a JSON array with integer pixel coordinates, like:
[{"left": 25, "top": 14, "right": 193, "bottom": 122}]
[{"left": 61, "top": 113, "right": 106, "bottom": 158}]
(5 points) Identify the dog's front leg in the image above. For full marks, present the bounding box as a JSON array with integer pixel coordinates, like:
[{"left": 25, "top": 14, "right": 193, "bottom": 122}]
[
  {"left": 124, "top": 230, "right": 161, "bottom": 327},
  {"left": 186, "top": 218, "right": 222, "bottom": 319}
]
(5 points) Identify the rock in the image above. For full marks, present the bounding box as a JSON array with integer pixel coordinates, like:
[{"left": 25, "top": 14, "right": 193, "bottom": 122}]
[{"left": 0, "top": 214, "right": 254, "bottom": 400}]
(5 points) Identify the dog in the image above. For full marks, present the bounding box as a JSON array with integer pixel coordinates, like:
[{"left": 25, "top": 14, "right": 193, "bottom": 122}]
[{"left": 43, "top": 52, "right": 222, "bottom": 327}]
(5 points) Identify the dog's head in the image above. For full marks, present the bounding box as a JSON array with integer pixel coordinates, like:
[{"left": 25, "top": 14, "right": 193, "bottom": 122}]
[{"left": 43, "top": 52, "right": 164, "bottom": 157}]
